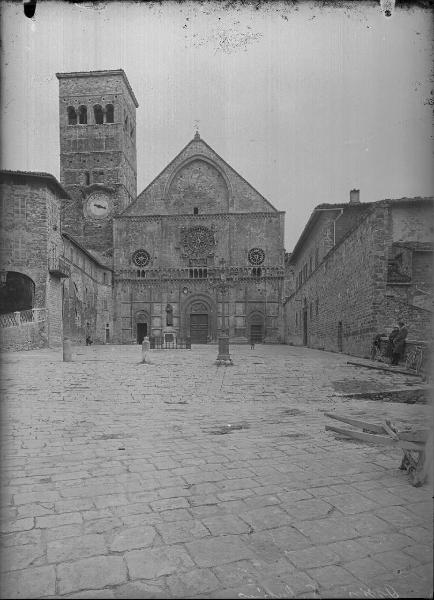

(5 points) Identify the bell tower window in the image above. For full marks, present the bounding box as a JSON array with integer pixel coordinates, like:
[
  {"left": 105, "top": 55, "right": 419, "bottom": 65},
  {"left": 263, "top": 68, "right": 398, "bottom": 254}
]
[
  {"left": 94, "top": 104, "right": 104, "bottom": 125},
  {"left": 67, "top": 106, "right": 77, "bottom": 125},
  {"left": 78, "top": 105, "right": 87, "bottom": 124},
  {"left": 194, "top": 207, "right": 199, "bottom": 215},
  {"left": 105, "top": 104, "right": 114, "bottom": 123}
]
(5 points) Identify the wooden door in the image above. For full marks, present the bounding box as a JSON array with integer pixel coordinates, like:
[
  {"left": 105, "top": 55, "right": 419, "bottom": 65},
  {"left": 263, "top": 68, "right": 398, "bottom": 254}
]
[
  {"left": 190, "top": 314, "right": 208, "bottom": 343},
  {"left": 250, "top": 324, "right": 263, "bottom": 343},
  {"left": 137, "top": 322, "right": 147, "bottom": 344}
]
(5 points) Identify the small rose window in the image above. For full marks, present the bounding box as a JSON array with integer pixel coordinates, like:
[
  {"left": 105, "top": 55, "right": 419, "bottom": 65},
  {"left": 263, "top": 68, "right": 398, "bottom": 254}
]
[
  {"left": 132, "top": 249, "right": 150, "bottom": 267},
  {"left": 248, "top": 247, "right": 265, "bottom": 266}
]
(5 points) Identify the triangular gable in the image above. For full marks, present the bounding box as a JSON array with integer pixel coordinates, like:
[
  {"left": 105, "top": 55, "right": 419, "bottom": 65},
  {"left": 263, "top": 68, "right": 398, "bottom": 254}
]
[{"left": 121, "top": 136, "right": 278, "bottom": 216}]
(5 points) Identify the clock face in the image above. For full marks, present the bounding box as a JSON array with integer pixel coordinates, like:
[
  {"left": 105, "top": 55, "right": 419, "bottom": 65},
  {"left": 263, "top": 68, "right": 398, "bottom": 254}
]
[{"left": 86, "top": 193, "right": 112, "bottom": 219}]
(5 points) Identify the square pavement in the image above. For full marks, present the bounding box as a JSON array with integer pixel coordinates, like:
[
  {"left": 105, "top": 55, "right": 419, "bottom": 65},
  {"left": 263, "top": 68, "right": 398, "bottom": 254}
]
[{"left": 0, "top": 344, "right": 432, "bottom": 598}]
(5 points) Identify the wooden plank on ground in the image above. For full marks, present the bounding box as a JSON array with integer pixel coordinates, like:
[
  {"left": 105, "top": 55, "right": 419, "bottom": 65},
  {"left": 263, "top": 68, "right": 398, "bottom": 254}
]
[
  {"left": 325, "top": 425, "right": 425, "bottom": 451},
  {"left": 324, "top": 412, "right": 385, "bottom": 434}
]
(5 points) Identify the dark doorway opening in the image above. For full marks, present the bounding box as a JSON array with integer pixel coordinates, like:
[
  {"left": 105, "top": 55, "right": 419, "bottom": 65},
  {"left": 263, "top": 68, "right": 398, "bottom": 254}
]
[
  {"left": 137, "top": 322, "right": 147, "bottom": 344},
  {"left": 190, "top": 314, "right": 208, "bottom": 343},
  {"left": 303, "top": 308, "right": 308, "bottom": 346},
  {"left": 0, "top": 272, "right": 35, "bottom": 314},
  {"left": 250, "top": 323, "right": 264, "bottom": 344}
]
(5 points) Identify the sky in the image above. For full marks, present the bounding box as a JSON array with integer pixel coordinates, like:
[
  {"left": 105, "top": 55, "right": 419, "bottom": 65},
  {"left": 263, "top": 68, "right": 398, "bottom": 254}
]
[{"left": 1, "top": 0, "right": 433, "bottom": 250}]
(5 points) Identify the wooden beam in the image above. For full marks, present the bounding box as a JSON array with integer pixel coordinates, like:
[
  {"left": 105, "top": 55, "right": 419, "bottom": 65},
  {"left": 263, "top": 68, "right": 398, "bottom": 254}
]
[
  {"left": 324, "top": 412, "right": 385, "bottom": 434},
  {"left": 325, "top": 425, "right": 425, "bottom": 451}
]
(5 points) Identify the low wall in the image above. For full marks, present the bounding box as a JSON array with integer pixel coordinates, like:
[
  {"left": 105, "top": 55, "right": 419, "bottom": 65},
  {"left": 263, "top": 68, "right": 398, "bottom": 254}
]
[{"left": 0, "top": 320, "right": 48, "bottom": 351}]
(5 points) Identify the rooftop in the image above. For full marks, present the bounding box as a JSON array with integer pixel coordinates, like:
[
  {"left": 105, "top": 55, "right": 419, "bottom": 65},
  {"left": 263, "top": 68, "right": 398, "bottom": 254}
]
[
  {"left": 56, "top": 69, "right": 139, "bottom": 108},
  {"left": 0, "top": 170, "right": 70, "bottom": 199}
]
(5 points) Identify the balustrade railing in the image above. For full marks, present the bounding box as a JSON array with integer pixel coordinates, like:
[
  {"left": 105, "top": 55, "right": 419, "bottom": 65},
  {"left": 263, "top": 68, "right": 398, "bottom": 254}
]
[
  {"left": 116, "top": 265, "right": 284, "bottom": 281},
  {"left": 0, "top": 308, "right": 47, "bottom": 328}
]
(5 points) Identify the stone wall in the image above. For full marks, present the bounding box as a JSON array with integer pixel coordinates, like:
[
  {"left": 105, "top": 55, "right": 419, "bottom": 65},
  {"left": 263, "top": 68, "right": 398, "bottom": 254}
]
[
  {"left": 0, "top": 320, "right": 48, "bottom": 351},
  {"left": 285, "top": 206, "right": 386, "bottom": 357},
  {"left": 62, "top": 235, "right": 113, "bottom": 345}
]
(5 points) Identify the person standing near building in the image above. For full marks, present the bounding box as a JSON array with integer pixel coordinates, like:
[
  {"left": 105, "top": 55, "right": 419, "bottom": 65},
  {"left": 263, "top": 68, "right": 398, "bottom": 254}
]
[{"left": 391, "top": 321, "right": 408, "bottom": 365}]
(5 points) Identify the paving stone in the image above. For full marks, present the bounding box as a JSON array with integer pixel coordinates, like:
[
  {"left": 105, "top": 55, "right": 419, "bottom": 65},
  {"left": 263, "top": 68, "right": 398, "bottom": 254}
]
[
  {"left": 293, "top": 517, "right": 359, "bottom": 543},
  {"left": 16, "top": 503, "right": 55, "bottom": 518},
  {"left": 109, "top": 525, "right": 156, "bottom": 551},
  {"left": 149, "top": 497, "right": 189, "bottom": 512},
  {"left": 306, "top": 564, "right": 361, "bottom": 588},
  {"left": 84, "top": 516, "right": 123, "bottom": 534},
  {"left": 186, "top": 535, "right": 256, "bottom": 567},
  {"left": 238, "top": 506, "right": 293, "bottom": 530},
  {"left": 283, "top": 498, "right": 334, "bottom": 519},
  {"left": 35, "top": 511, "right": 82, "bottom": 528},
  {"left": 63, "top": 590, "right": 115, "bottom": 599},
  {"left": 126, "top": 545, "right": 195, "bottom": 579},
  {"left": 166, "top": 567, "right": 221, "bottom": 597},
  {"left": 0, "top": 542, "right": 45, "bottom": 571},
  {"left": 373, "top": 549, "right": 421, "bottom": 573},
  {"left": 46, "top": 523, "right": 83, "bottom": 541},
  {"left": 0, "top": 565, "right": 56, "bottom": 598},
  {"left": 47, "top": 533, "right": 107, "bottom": 563},
  {"left": 156, "top": 519, "right": 208, "bottom": 544},
  {"left": 112, "top": 580, "right": 169, "bottom": 599},
  {"left": 375, "top": 505, "right": 424, "bottom": 528},
  {"left": 57, "top": 555, "right": 128, "bottom": 594},
  {"left": 320, "top": 492, "right": 379, "bottom": 515},
  {"left": 343, "top": 556, "right": 389, "bottom": 581},
  {"left": 358, "top": 532, "right": 416, "bottom": 554},
  {"left": 0, "top": 528, "right": 42, "bottom": 547},
  {"left": 285, "top": 545, "right": 341, "bottom": 569},
  {"left": 402, "top": 543, "right": 434, "bottom": 564},
  {"left": 202, "top": 514, "right": 252, "bottom": 535}
]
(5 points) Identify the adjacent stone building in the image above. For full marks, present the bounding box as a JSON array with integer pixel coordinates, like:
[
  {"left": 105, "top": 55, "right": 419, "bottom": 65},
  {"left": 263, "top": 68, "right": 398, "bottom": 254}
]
[
  {"left": 0, "top": 171, "right": 68, "bottom": 349},
  {"left": 284, "top": 191, "right": 433, "bottom": 357}
]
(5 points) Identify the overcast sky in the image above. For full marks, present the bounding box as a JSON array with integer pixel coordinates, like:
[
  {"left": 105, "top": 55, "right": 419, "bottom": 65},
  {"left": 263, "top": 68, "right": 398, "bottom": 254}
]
[{"left": 1, "top": 0, "right": 433, "bottom": 250}]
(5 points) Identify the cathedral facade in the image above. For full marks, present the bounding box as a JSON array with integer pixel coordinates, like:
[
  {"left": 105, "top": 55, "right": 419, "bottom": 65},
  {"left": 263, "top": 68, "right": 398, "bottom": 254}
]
[{"left": 57, "top": 69, "right": 285, "bottom": 345}]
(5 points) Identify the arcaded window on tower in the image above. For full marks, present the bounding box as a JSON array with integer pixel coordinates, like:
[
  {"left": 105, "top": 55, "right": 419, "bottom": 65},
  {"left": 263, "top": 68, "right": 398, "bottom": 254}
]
[
  {"left": 94, "top": 105, "right": 104, "bottom": 125},
  {"left": 78, "top": 105, "right": 87, "bottom": 125},
  {"left": 67, "top": 106, "right": 77, "bottom": 125},
  {"left": 105, "top": 104, "right": 114, "bottom": 123}
]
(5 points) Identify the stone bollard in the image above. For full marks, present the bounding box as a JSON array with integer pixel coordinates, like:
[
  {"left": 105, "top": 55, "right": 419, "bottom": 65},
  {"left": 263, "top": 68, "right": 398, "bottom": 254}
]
[
  {"left": 63, "top": 338, "right": 72, "bottom": 362},
  {"left": 141, "top": 336, "right": 150, "bottom": 363},
  {"left": 216, "top": 335, "right": 233, "bottom": 366}
]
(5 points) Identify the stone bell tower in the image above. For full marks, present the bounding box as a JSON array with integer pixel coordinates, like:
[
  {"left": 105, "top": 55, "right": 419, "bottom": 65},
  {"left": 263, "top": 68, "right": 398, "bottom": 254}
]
[{"left": 56, "top": 70, "right": 138, "bottom": 258}]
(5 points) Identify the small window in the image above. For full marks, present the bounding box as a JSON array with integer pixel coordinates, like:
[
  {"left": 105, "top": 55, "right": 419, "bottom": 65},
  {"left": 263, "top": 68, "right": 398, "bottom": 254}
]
[
  {"left": 193, "top": 207, "right": 199, "bottom": 215},
  {"left": 85, "top": 171, "right": 90, "bottom": 185},
  {"left": 316, "top": 298, "right": 319, "bottom": 316},
  {"left": 94, "top": 104, "right": 104, "bottom": 125},
  {"left": 67, "top": 106, "right": 77, "bottom": 125},
  {"left": 124, "top": 115, "right": 129, "bottom": 131},
  {"left": 78, "top": 105, "right": 87, "bottom": 125},
  {"left": 252, "top": 267, "right": 262, "bottom": 278},
  {"left": 105, "top": 104, "right": 114, "bottom": 123}
]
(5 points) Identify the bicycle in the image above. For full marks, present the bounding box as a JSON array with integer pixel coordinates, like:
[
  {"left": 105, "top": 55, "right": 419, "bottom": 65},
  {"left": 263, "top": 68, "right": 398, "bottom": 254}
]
[{"left": 405, "top": 345, "right": 424, "bottom": 373}]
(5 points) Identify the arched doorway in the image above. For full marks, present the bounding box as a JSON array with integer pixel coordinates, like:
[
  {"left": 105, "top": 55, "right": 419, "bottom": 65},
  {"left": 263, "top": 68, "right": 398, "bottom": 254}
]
[
  {"left": 135, "top": 311, "right": 149, "bottom": 344},
  {"left": 0, "top": 272, "right": 35, "bottom": 314},
  {"left": 189, "top": 301, "right": 209, "bottom": 343},
  {"left": 248, "top": 311, "right": 265, "bottom": 344}
]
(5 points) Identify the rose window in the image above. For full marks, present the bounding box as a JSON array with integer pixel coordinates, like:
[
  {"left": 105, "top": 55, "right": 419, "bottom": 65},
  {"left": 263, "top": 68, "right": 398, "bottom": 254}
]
[
  {"left": 132, "top": 249, "right": 151, "bottom": 267},
  {"left": 182, "top": 226, "right": 215, "bottom": 256},
  {"left": 248, "top": 247, "right": 265, "bottom": 265}
]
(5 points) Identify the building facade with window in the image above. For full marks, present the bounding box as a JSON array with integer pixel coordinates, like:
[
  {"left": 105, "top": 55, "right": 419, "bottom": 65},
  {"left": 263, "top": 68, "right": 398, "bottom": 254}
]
[{"left": 284, "top": 193, "right": 433, "bottom": 357}]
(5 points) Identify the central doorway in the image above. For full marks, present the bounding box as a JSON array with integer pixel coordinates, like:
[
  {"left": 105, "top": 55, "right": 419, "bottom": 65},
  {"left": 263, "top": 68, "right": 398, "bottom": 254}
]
[
  {"left": 250, "top": 324, "right": 263, "bottom": 344},
  {"left": 137, "top": 322, "right": 147, "bottom": 344},
  {"left": 190, "top": 314, "right": 208, "bottom": 343}
]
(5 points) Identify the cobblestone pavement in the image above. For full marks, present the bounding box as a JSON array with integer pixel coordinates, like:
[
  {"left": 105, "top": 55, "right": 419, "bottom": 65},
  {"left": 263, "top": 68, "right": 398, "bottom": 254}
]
[{"left": 0, "top": 344, "right": 432, "bottom": 599}]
